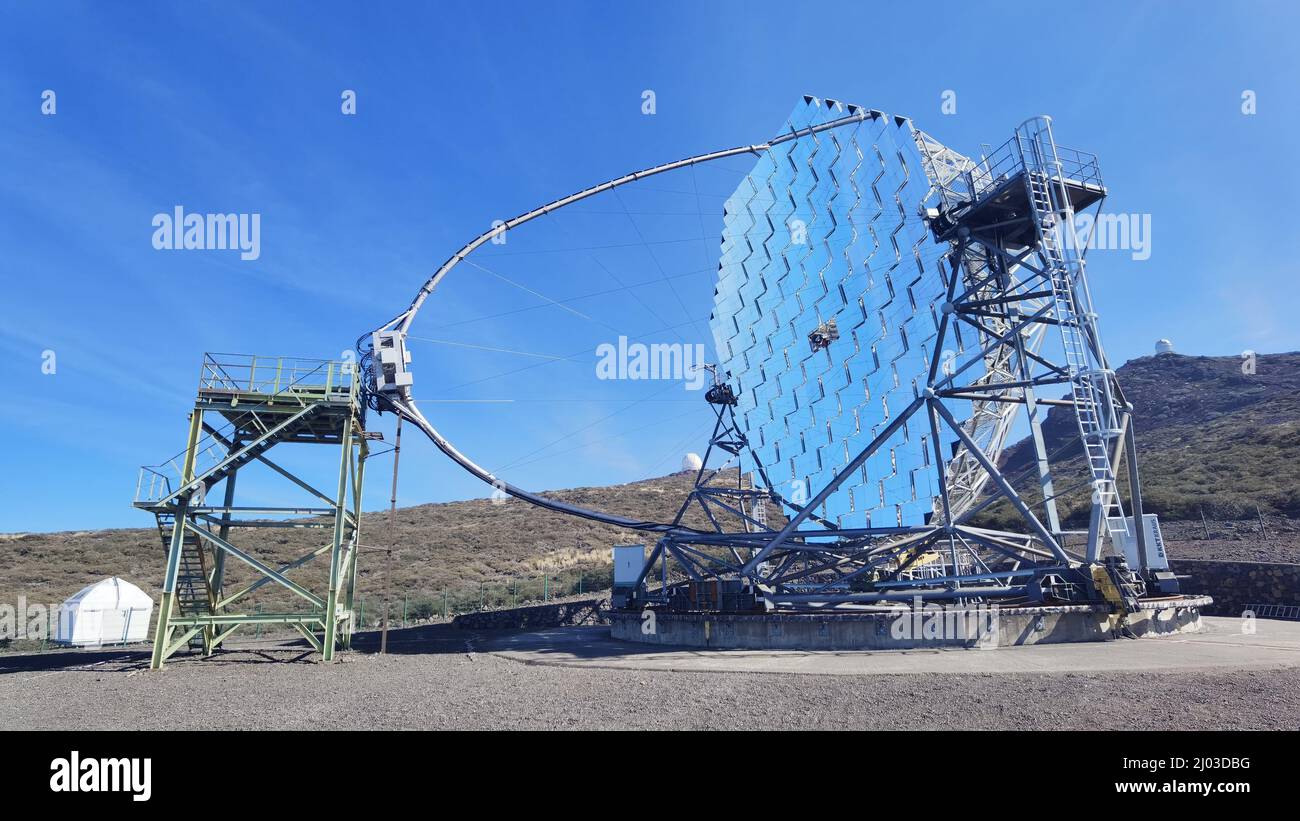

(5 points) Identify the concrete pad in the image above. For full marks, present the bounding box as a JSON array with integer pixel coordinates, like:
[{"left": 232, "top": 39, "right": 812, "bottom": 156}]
[
  {"left": 483, "top": 616, "right": 1300, "bottom": 676},
  {"left": 608, "top": 598, "right": 1209, "bottom": 649}
]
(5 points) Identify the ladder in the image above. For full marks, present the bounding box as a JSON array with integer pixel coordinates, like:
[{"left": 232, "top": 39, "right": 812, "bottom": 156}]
[
  {"left": 156, "top": 513, "right": 213, "bottom": 651},
  {"left": 1017, "top": 123, "right": 1129, "bottom": 552}
]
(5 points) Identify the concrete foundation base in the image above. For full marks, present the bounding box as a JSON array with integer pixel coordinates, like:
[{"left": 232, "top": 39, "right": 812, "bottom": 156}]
[{"left": 609, "top": 596, "right": 1212, "bottom": 651}]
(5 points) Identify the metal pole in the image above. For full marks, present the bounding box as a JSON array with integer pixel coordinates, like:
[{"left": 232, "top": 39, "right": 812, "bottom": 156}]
[
  {"left": 381, "top": 417, "right": 402, "bottom": 654},
  {"left": 1122, "top": 417, "right": 1149, "bottom": 573},
  {"left": 321, "top": 412, "right": 355, "bottom": 662},
  {"left": 343, "top": 436, "right": 367, "bottom": 650}
]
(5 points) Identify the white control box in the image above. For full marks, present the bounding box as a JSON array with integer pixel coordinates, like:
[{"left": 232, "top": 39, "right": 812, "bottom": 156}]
[
  {"left": 1111, "top": 514, "right": 1169, "bottom": 571},
  {"left": 371, "top": 331, "right": 413, "bottom": 392},
  {"left": 612, "top": 544, "right": 646, "bottom": 587}
]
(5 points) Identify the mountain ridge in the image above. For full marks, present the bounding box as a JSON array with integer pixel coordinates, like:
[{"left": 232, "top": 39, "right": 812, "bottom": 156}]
[{"left": 984, "top": 351, "right": 1300, "bottom": 527}]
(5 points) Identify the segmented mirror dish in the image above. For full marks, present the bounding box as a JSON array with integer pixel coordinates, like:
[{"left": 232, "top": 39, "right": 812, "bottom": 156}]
[{"left": 711, "top": 96, "right": 965, "bottom": 530}]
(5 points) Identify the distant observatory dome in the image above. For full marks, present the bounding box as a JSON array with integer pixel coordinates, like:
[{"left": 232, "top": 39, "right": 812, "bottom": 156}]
[
  {"left": 1155, "top": 338, "right": 1175, "bottom": 356},
  {"left": 681, "top": 453, "right": 703, "bottom": 472}
]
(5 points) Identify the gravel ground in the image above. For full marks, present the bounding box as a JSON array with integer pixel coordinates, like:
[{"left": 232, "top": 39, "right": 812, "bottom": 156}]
[{"left": 2, "top": 626, "right": 1298, "bottom": 730}]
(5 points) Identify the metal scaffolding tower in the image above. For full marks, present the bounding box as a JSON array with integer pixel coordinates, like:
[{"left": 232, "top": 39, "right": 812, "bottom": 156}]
[{"left": 134, "top": 354, "right": 367, "bottom": 669}]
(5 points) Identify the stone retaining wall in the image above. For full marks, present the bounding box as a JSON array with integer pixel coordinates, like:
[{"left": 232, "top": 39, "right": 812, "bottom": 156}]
[
  {"left": 452, "top": 598, "right": 608, "bottom": 631},
  {"left": 1170, "top": 559, "right": 1300, "bottom": 617}
]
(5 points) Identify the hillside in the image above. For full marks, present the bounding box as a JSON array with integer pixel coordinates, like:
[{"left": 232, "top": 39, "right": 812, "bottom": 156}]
[
  {"left": 4, "top": 352, "right": 1298, "bottom": 619},
  {"left": 983, "top": 351, "right": 1300, "bottom": 528},
  {"left": 0, "top": 470, "right": 745, "bottom": 619}
]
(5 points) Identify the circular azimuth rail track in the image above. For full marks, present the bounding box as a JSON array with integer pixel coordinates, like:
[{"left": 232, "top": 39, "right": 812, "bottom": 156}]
[{"left": 363, "top": 111, "right": 874, "bottom": 534}]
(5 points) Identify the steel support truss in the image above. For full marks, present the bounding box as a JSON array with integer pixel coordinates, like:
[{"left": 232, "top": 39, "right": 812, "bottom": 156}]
[
  {"left": 136, "top": 354, "right": 367, "bottom": 669},
  {"left": 631, "top": 117, "right": 1158, "bottom": 612}
]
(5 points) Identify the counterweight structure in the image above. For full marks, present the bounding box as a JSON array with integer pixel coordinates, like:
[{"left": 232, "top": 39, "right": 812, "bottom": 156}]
[{"left": 135, "top": 354, "right": 366, "bottom": 668}]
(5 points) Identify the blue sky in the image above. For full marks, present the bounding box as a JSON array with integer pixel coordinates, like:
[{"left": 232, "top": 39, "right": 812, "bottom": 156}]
[{"left": 2, "top": 0, "right": 1297, "bottom": 532}]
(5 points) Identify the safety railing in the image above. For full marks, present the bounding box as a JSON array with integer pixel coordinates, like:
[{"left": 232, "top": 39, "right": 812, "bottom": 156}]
[
  {"left": 966, "top": 135, "right": 1102, "bottom": 202},
  {"left": 199, "top": 353, "right": 355, "bottom": 400},
  {"left": 1244, "top": 603, "right": 1300, "bottom": 621},
  {"left": 134, "top": 353, "right": 359, "bottom": 504},
  {"left": 135, "top": 467, "right": 175, "bottom": 506},
  {"left": 134, "top": 437, "right": 230, "bottom": 505}
]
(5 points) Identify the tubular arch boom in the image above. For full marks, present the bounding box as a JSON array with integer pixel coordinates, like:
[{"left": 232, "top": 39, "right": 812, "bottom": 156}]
[{"left": 369, "top": 110, "right": 876, "bottom": 532}]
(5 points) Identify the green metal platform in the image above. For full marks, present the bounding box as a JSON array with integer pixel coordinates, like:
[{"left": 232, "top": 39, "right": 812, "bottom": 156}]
[{"left": 135, "top": 353, "right": 368, "bottom": 669}]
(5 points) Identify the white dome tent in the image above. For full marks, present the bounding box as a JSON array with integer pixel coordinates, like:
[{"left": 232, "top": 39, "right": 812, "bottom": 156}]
[{"left": 56, "top": 577, "right": 154, "bottom": 647}]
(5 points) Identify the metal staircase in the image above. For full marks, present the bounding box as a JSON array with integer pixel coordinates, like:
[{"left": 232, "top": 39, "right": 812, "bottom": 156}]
[
  {"left": 156, "top": 513, "right": 213, "bottom": 651},
  {"left": 142, "top": 403, "right": 319, "bottom": 511},
  {"left": 1015, "top": 119, "right": 1129, "bottom": 551}
]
